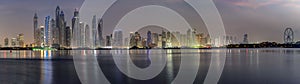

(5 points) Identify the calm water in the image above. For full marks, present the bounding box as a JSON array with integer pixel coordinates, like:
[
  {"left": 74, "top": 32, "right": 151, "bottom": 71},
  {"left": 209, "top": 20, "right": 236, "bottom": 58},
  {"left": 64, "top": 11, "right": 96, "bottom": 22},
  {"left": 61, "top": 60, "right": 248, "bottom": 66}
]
[{"left": 0, "top": 48, "right": 300, "bottom": 84}]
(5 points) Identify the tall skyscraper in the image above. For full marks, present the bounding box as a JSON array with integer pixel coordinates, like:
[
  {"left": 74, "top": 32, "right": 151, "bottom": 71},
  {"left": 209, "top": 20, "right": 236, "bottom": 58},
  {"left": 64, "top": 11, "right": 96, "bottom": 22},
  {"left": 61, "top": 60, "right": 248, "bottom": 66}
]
[
  {"left": 65, "top": 26, "right": 71, "bottom": 48},
  {"left": 85, "top": 25, "right": 91, "bottom": 48},
  {"left": 98, "top": 18, "right": 104, "bottom": 47},
  {"left": 151, "top": 33, "right": 159, "bottom": 47},
  {"left": 79, "top": 22, "right": 85, "bottom": 48},
  {"left": 147, "top": 31, "right": 152, "bottom": 48},
  {"left": 162, "top": 30, "right": 166, "bottom": 48},
  {"left": 92, "top": 15, "right": 98, "bottom": 48},
  {"left": 166, "top": 32, "right": 172, "bottom": 47},
  {"left": 55, "top": 6, "right": 61, "bottom": 46},
  {"left": 187, "top": 29, "right": 196, "bottom": 47},
  {"left": 113, "top": 29, "right": 123, "bottom": 48},
  {"left": 44, "top": 16, "right": 51, "bottom": 47},
  {"left": 51, "top": 19, "right": 59, "bottom": 45},
  {"left": 60, "top": 11, "right": 66, "bottom": 47},
  {"left": 39, "top": 26, "right": 45, "bottom": 47},
  {"left": 33, "top": 13, "right": 38, "bottom": 46},
  {"left": 55, "top": 6, "right": 67, "bottom": 47},
  {"left": 71, "top": 9, "right": 80, "bottom": 48}
]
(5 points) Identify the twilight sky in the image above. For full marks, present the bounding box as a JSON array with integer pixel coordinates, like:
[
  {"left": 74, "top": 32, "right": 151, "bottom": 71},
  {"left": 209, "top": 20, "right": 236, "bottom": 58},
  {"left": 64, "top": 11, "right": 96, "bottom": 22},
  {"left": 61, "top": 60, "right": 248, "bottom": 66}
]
[{"left": 0, "top": 0, "right": 300, "bottom": 45}]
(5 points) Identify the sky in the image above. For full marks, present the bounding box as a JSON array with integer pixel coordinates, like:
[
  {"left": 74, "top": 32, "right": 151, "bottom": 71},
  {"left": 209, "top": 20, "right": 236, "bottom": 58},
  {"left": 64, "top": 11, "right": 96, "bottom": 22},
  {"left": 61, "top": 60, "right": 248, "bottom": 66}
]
[{"left": 1, "top": 0, "right": 300, "bottom": 45}]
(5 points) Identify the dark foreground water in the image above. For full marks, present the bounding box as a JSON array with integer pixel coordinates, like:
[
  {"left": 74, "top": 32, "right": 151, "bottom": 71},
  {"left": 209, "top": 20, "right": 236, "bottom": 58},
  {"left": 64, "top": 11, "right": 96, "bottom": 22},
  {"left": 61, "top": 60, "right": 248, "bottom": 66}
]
[{"left": 0, "top": 48, "right": 300, "bottom": 84}]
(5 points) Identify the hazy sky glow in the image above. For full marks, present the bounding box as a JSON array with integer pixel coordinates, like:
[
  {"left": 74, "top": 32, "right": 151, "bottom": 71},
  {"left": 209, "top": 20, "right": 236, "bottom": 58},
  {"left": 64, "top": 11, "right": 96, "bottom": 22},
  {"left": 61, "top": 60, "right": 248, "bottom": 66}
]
[{"left": 1, "top": 0, "right": 300, "bottom": 45}]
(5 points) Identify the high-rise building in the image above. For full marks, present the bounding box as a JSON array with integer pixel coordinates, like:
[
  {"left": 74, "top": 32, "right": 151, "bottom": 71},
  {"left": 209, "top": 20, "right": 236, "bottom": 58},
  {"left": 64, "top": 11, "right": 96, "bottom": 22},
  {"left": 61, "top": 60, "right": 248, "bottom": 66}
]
[
  {"left": 4, "top": 38, "right": 9, "bottom": 47},
  {"left": 162, "top": 30, "right": 166, "bottom": 48},
  {"left": 166, "top": 32, "right": 172, "bottom": 47},
  {"left": 51, "top": 19, "right": 59, "bottom": 46},
  {"left": 243, "top": 34, "right": 248, "bottom": 44},
  {"left": 60, "top": 11, "right": 66, "bottom": 47},
  {"left": 79, "top": 22, "right": 85, "bottom": 48},
  {"left": 113, "top": 29, "right": 123, "bottom": 48},
  {"left": 158, "top": 34, "right": 162, "bottom": 48},
  {"left": 129, "top": 32, "right": 135, "bottom": 47},
  {"left": 71, "top": 9, "right": 80, "bottom": 48},
  {"left": 92, "top": 15, "right": 98, "bottom": 48},
  {"left": 147, "top": 31, "right": 152, "bottom": 48},
  {"left": 152, "top": 33, "right": 159, "bottom": 47},
  {"left": 65, "top": 26, "right": 72, "bottom": 48},
  {"left": 55, "top": 6, "right": 61, "bottom": 46},
  {"left": 97, "top": 18, "right": 104, "bottom": 47},
  {"left": 135, "top": 32, "right": 142, "bottom": 48},
  {"left": 124, "top": 37, "right": 129, "bottom": 48},
  {"left": 55, "top": 6, "right": 67, "bottom": 47},
  {"left": 17, "top": 34, "right": 25, "bottom": 47},
  {"left": 44, "top": 16, "right": 51, "bottom": 47},
  {"left": 172, "top": 32, "right": 180, "bottom": 47},
  {"left": 187, "top": 29, "right": 197, "bottom": 47},
  {"left": 33, "top": 13, "right": 38, "bottom": 46},
  {"left": 180, "top": 34, "right": 187, "bottom": 47},
  {"left": 106, "top": 34, "right": 112, "bottom": 47},
  {"left": 39, "top": 26, "right": 45, "bottom": 47},
  {"left": 11, "top": 38, "right": 17, "bottom": 47},
  {"left": 85, "top": 25, "right": 91, "bottom": 48}
]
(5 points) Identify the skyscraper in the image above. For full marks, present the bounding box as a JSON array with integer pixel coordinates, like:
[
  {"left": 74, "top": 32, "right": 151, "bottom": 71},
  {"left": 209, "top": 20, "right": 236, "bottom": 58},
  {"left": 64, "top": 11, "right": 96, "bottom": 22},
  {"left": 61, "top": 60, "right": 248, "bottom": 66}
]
[
  {"left": 51, "top": 19, "right": 59, "bottom": 45},
  {"left": 98, "top": 18, "right": 104, "bottom": 47},
  {"left": 129, "top": 32, "right": 135, "bottom": 47},
  {"left": 17, "top": 34, "right": 25, "bottom": 47},
  {"left": 60, "top": 11, "right": 66, "bottom": 47},
  {"left": 92, "top": 15, "right": 98, "bottom": 48},
  {"left": 113, "top": 29, "right": 123, "bottom": 48},
  {"left": 65, "top": 26, "right": 71, "bottom": 48},
  {"left": 55, "top": 6, "right": 61, "bottom": 46},
  {"left": 33, "top": 13, "right": 38, "bottom": 46},
  {"left": 71, "top": 9, "right": 80, "bottom": 48},
  {"left": 55, "top": 6, "right": 67, "bottom": 47},
  {"left": 85, "top": 25, "right": 91, "bottom": 48},
  {"left": 79, "top": 22, "right": 85, "bottom": 48},
  {"left": 162, "top": 30, "right": 166, "bottom": 48},
  {"left": 151, "top": 33, "right": 159, "bottom": 47},
  {"left": 106, "top": 35, "right": 112, "bottom": 47},
  {"left": 44, "top": 16, "right": 51, "bottom": 47},
  {"left": 39, "top": 26, "right": 45, "bottom": 47},
  {"left": 147, "top": 31, "right": 152, "bottom": 48}
]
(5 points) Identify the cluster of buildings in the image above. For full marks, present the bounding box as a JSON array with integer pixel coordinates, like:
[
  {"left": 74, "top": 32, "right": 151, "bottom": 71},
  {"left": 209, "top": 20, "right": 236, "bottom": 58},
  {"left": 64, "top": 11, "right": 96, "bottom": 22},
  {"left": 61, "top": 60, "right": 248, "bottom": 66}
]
[
  {"left": 31, "top": 6, "right": 106, "bottom": 49},
  {"left": 33, "top": 6, "right": 74, "bottom": 48},
  {"left": 1, "top": 5, "right": 240, "bottom": 49},
  {"left": 29, "top": 6, "right": 215, "bottom": 49},
  {"left": 2, "top": 34, "right": 25, "bottom": 47},
  {"left": 127, "top": 29, "right": 212, "bottom": 48}
]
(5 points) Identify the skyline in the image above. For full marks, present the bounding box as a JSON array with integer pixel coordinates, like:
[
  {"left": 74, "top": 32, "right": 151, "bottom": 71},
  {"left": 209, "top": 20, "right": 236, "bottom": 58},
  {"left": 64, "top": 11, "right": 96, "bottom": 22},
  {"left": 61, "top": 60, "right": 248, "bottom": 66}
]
[{"left": 1, "top": 0, "right": 300, "bottom": 45}]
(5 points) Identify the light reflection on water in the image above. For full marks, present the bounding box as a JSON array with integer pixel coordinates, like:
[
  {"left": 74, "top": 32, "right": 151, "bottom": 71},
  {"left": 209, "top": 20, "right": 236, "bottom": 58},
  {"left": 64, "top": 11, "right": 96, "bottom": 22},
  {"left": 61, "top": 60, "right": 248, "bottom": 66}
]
[
  {"left": 0, "top": 49, "right": 300, "bottom": 84},
  {"left": 0, "top": 50, "right": 74, "bottom": 60}
]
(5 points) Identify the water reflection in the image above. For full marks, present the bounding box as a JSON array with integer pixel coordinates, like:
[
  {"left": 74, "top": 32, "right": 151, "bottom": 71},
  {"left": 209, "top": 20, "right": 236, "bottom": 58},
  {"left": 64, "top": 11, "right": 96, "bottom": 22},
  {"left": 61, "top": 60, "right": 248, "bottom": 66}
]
[
  {"left": 1, "top": 49, "right": 300, "bottom": 84},
  {"left": 0, "top": 50, "right": 73, "bottom": 60}
]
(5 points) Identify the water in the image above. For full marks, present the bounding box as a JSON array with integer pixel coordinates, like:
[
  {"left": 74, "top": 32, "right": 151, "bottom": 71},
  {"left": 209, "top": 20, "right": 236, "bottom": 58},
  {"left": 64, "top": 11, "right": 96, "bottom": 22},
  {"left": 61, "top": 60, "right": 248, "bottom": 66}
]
[{"left": 0, "top": 48, "right": 299, "bottom": 84}]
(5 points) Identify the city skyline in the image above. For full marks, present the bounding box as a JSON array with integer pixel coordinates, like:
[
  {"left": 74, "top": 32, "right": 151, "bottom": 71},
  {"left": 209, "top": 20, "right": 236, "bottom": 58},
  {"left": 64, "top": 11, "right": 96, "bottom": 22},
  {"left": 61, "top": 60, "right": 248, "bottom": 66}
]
[{"left": 1, "top": 0, "right": 300, "bottom": 45}]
